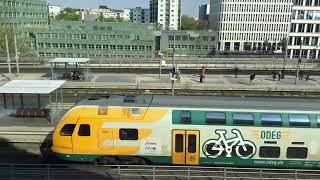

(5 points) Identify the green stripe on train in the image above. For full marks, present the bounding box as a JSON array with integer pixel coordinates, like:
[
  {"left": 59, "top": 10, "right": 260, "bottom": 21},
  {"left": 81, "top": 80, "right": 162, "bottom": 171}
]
[{"left": 172, "top": 110, "right": 319, "bottom": 128}]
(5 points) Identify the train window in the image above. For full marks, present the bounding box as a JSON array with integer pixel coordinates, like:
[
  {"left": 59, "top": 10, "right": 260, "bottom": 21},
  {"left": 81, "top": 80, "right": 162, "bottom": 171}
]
[
  {"left": 119, "top": 129, "right": 138, "bottom": 140},
  {"left": 205, "top": 112, "right": 226, "bottom": 125},
  {"left": 175, "top": 134, "right": 184, "bottom": 152},
  {"left": 287, "top": 147, "right": 308, "bottom": 159},
  {"left": 261, "top": 113, "right": 282, "bottom": 126},
  {"left": 78, "top": 124, "right": 90, "bottom": 136},
  {"left": 259, "top": 146, "right": 280, "bottom": 158},
  {"left": 289, "top": 114, "right": 310, "bottom": 127},
  {"left": 188, "top": 134, "right": 196, "bottom": 153},
  {"left": 180, "top": 111, "right": 191, "bottom": 124},
  {"left": 233, "top": 113, "right": 254, "bottom": 125},
  {"left": 317, "top": 115, "right": 320, "bottom": 127},
  {"left": 60, "top": 124, "right": 76, "bottom": 136}
]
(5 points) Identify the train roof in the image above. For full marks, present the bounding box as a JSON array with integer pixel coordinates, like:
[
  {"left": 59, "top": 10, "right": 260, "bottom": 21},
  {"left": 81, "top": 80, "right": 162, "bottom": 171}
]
[{"left": 76, "top": 95, "right": 320, "bottom": 112}]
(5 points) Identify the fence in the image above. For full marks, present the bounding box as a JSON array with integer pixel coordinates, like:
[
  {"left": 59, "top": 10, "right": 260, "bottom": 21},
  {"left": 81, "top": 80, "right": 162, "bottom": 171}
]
[{"left": 1, "top": 164, "right": 320, "bottom": 180}]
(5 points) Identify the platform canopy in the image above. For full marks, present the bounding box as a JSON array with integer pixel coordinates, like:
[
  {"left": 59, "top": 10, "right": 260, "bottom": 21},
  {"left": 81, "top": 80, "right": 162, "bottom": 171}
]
[
  {"left": 0, "top": 80, "right": 65, "bottom": 94},
  {"left": 50, "top": 58, "right": 90, "bottom": 63}
]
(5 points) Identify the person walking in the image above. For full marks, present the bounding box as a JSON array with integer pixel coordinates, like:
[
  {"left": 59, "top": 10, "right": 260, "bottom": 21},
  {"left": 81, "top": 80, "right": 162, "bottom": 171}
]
[
  {"left": 278, "top": 71, "right": 282, "bottom": 81},
  {"left": 281, "top": 68, "right": 285, "bottom": 79},
  {"left": 250, "top": 73, "right": 256, "bottom": 86},
  {"left": 272, "top": 70, "right": 276, "bottom": 81},
  {"left": 234, "top": 67, "right": 239, "bottom": 78}
]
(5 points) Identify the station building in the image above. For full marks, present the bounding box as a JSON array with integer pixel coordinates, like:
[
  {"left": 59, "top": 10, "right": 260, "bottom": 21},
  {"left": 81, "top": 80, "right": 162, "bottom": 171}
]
[
  {"left": 157, "top": 30, "right": 217, "bottom": 57},
  {"left": 0, "top": 0, "right": 217, "bottom": 60},
  {"left": 0, "top": 0, "right": 48, "bottom": 28}
]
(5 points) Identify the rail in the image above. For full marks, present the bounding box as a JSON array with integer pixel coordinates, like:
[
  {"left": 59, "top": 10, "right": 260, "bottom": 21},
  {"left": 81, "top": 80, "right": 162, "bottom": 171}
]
[{"left": 0, "top": 164, "right": 320, "bottom": 179}]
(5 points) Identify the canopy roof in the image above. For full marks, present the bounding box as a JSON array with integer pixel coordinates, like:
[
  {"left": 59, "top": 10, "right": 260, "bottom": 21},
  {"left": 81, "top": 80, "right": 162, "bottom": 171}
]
[
  {"left": 0, "top": 80, "right": 65, "bottom": 94},
  {"left": 50, "top": 58, "right": 90, "bottom": 63}
]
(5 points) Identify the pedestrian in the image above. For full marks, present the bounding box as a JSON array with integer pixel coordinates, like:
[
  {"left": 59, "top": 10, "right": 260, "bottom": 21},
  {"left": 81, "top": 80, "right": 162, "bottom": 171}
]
[
  {"left": 299, "top": 70, "right": 304, "bottom": 80},
  {"left": 234, "top": 67, "right": 239, "bottom": 78},
  {"left": 250, "top": 73, "right": 255, "bottom": 86},
  {"left": 272, "top": 70, "right": 276, "bottom": 81},
  {"left": 281, "top": 68, "right": 285, "bottom": 79},
  {"left": 278, "top": 71, "right": 282, "bottom": 81}
]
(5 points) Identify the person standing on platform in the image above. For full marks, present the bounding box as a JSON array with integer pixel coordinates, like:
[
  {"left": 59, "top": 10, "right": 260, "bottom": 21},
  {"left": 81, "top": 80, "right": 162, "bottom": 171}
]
[
  {"left": 278, "top": 71, "right": 282, "bottom": 81},
  {"left": 272, "top": 70, "right": 276, "bottom": 81}
]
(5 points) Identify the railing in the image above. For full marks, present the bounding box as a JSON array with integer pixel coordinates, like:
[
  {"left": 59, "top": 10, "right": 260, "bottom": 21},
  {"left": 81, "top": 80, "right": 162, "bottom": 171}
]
[{"left": 0, "top": 164, "right": 320, "bottom": 180}]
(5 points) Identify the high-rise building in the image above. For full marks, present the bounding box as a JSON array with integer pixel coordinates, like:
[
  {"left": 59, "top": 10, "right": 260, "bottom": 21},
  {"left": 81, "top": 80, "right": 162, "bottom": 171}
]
[
  {"left": 288, "top": 0, "right": 320, "bottom": 59},
  {"left": 199, "top": 4, "right": 210, "bottom": 21},
  {"left": 130, "top": 7, "right": 151, "bottom": 23},
  {"left": 0, "top": 0, "right": 48, "bottom": 28},
  {"left": 150, "top": 0, "right": 181, "bottom": 30},
  {"left": 210, "top": 0, "right": 292, "bottom": 52}
]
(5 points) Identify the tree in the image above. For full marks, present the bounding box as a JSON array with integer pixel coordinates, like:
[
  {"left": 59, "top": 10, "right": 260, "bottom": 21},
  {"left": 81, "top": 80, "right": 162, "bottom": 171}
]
[
  {"left": 56, "top": 8, "right": 81, "bottom": 21},
  {"left": 181, "top": 16, "right": 198, "bottom": 30},
  {"left": 0, "top": 27, "right": 34, "bottom": 58},
  {"left": 181, "top": 15, "right": 214, "bottom": 30},
  {"left": 98, "top": 15, "right": 128, "bottom": 22}
]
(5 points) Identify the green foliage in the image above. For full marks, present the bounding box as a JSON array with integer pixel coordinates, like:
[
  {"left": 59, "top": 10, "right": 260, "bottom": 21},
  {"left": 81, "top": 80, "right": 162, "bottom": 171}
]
[
  {"left": 181, "top": 15, "right": 214, "bottom": 30},
  {"left": 0, "top": 27, "right": 34, "bottom": 58},
  {"left": 98, "top": 15, "right": 128, "bottom": 22},
  {"left": 56, "top": 7, "right": 81, "bottom": 21}
]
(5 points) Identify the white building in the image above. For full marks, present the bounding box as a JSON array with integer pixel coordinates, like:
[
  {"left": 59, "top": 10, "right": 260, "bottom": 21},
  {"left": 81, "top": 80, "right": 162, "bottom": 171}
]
[
  {"left": 150, "top": 0, "right": 181, "bottom": 30},
  {"left": 80, "top": 7, "right": 131, "bottom": 21},
  {"left": 210, "top": 0, "right": 293, "bottom": 52},
  {"left": 199, "top": 4, "right": 210, "bottom": 21},
  {"left": 49, "top": 5, "right": 62, "bottom": 17},
  {"left": 288, "top": 0, "right": 320, "bottom": 59},
  {"left": 130, "top": 7, "right": 151, "bottom": 23}
]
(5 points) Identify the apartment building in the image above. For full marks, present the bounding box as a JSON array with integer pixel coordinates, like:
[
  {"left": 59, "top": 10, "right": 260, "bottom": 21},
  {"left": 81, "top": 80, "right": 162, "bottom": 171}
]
[{"left": 150, "top": 0, "right": 182, "bottom": 30}]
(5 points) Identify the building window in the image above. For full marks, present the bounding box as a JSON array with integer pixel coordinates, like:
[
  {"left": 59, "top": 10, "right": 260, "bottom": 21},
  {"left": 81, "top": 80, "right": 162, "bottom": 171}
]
[
  {"left": 233, "top": 113, "right": 254, "bottom": 125},
  {"left": 259, "top": 146, "right": 280, "bottom": 158},
  {"left": 180, "top": 111, "right": 191, "bottom": 124},
  {"left": 59, "top": 43, "right": 65, "bottom": 48},
  {"left": 78, "top": 124, "right": 90, "bottom": 136},
  {"left": 205, "top": 112, "right": 226, "bottom": 125},
  {"left": 60, "top": 124, "right": 76, "bottom": 136},
  {"left": 89, "top": 44, "right": 94, "bottom": 49},
  {"left": 125, "top": 45, "right": 130, "bottom": 50},
  {"left": 67, "top": 44, "right": 73, "bottom": 49},
  {"left": 81, "top": 44, "right": 87, "bottom": 49},
  {"left": 261, "top": 113, "right": 282, "bottom": 126},
  {"left": 119, "top": 129, "right": 138, "bottom": 140},
  {"left": 80, "top": 34, "right": 87, "bottom": 40},
  {"left": 103, "top": 45, "right": 109, "bottom": 50},
  {"left": 287, "top": 147, "right": 308, "bottom": 159}
]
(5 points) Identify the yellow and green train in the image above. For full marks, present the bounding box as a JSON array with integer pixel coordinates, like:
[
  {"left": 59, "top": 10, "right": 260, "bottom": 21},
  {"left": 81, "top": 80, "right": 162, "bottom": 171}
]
[{"left": 52, "top": 95, "right": 320, "bottom": 168}]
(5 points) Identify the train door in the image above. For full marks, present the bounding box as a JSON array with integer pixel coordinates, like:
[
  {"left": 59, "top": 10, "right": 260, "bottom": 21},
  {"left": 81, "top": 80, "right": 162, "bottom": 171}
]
[
  {"left": 98, "top": 128, "right": 114, "bottom": 151},
  {"left": 72, "top": 119, "right": 97, "bottom": 154},
  {"left": 172, "top": 130, "right": 200, "bottom": 165}
]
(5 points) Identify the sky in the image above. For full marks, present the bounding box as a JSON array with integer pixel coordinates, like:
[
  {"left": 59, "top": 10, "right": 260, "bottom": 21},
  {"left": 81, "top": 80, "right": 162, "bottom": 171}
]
[{"left": 48, "top": 0, "right": 209, "bottom": 17}]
